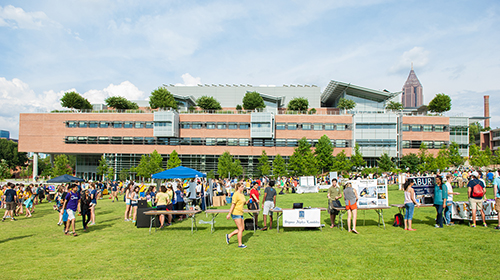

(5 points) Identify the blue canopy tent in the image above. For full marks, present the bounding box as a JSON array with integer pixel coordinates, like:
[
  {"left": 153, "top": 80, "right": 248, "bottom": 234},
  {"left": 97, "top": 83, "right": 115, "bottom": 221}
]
[
  {"left": 151, "top": 166, "right": 206, "bottom": 179},
  {"left": 47, "top": 174, "right": 85, "bottom": 183}
]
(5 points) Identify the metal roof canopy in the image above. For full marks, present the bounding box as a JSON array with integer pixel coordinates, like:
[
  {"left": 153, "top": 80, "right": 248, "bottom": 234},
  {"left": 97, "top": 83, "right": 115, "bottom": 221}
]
[{"left": 321, "top": 80, "right": 400, "bottom": 107}]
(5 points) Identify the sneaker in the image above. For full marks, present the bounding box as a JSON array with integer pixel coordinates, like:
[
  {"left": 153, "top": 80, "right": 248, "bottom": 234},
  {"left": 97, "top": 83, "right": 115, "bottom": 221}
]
[
  {"left": 434, "top": 224, "right": 440, "bottom": 228},
  {"left": 11, "top": 218, "right": 16, "bottom": 221},
  {"left": 125, "top": 219, "right": 129, "bottom": 222},
  {"left": 471, "top": 224, "right": 476, "bottom": 228},
  {"left": 2, "top": 218, "right": 5, "bottom": 222},
  {"left": 494, "top": 226, "right": 500, "bottom": 230},
  {"left": 238, "top": 244, "right": 247, "bottom": 249},
  {"left": 225, "top": 234, "right": 230, "bottom": 245},
  {"left": 483, "top": 223, "right": 488, "bottom": 228}
]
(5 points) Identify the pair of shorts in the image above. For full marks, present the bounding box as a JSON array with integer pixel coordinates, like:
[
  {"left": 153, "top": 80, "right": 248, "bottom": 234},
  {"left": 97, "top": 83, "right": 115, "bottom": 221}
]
[
  {"left": 263, "top": 201, "right": 274, "bottom": 216},
  {"left": 66, "top": 209, "right": 76, "bottom": 220},
  {"left": 495, "top": 198, "right": 500, "bottom": 212},
  {"left": 345, "top": 201, "right": 357, "bottom": 210},
  {"left": 6, "top": 202, "right": 15, "bottom": 211},
  {"left": 231, "top": 214, "right": 243, "bottom": 220},
  {"left": 156, "top": 205, "right": 167, "bottom": 211},
  {"left": 126, "top": 199, "right": 131, "bottom": 205},
  {"left": 469, "top": 198, "right": 484, "bottom": 211},
  {"left": 166, "top": 204, "right": 173, "bottom": 211},
  {"left": 404, "top": 203, "right": 415, "bottom": 220}
]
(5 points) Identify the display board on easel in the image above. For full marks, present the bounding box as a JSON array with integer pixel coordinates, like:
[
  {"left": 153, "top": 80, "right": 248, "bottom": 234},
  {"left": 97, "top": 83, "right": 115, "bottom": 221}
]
[{"left": 346, "top": 179, "right": 388, "bottom": 208}]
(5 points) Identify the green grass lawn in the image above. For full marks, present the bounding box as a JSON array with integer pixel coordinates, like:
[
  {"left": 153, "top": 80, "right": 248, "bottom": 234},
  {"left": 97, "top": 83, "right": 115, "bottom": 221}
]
[{"left": 0, "top": 185, "right": 498, "bottom": 279}]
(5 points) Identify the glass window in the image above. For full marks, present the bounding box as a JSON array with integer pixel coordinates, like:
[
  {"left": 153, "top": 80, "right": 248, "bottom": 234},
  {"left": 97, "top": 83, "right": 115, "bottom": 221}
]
[
  {"left": 286, "top": 139, "right": 298, "bottom": 147},
  {"left": 434, "top": 141, "right": 446, "bottom": 149},
  {"left": 217, "top": 122, "right": 227, "bottom": 129},
  {"left": 264, "top": 139, "right": 274, "bottom": 147},
  {"left": 67, "top": 121, "right": 77, "bottom": 128},
  {"left": 135, "top": 122, "right": 144, "bottom": 128},
  {"left": 77, "top": 136, "right": 87, "bottom": 144},
  {"left": 99, "top": 121, "right": 108, "bottom": 128},
  {"left": 252, "top": 139, "right": 264, "bottom": 147},
  {"left": 302, "top": 123, "right": 311, "bottom": 130},
  {"left": 228, "top": 138, "right": 238, "bottom": 146},
  {"left": 423, "top": 125, "right": 432, "bottom": 132},
  {"left": 239, "top": 123, "right": 250, "bottom": 129},
  {"left": 88, "top": 121, "right": 98, "bottom": 128},
  {"left": 206, "top": 138, "right": 216, "bottom": 146},
  {"left": 181, "top": 122, "right": 190, "bottom": 129},
  {"left": 78, "top": 121, "right": 87, "bottom": 128},
  {"left": 113, "top": 122, "right": 122, "bottom": 128},
  {"left": 206, "top": 122, "right": 216, "bottom": 129},
  {"left": 169, "top": 138, "right": 179, "bottom": 145},
  {"left": 66, "top": 136, "right": 76, "bottom": 143},
  {"left": 133, "top": 137, "right": 144, "bottom": 144},
  {"left": 180, "top": 138, "right": 190, "bottom": 145},
  {"left": 145, "top": 137, "right": 155, "bottom": 145},
  {"left": 123, "top": 137, "right": 133, "bottom": 145},
  {"left": 88, "top": 136, "right": 97, "bottom": 144},
  {"left": 239, "top": 139, "right": 249, "bottom": 146},
  {"left": 276, "top": 123, "right": 286, "bottom": 130},
  {"left": 192, "top": 122, "right": 202, "bottom": 129},
  {"left": 228, "top": 123, "right": 238, "bottom": 129},
  {"left": 111, "top": 137, "right": 122, "bottom": 144},
  {"left": 434, "top": 125, "right": 445, "bottom": 132},
  {"left": 276, "top": 139, "right": 286, "bottom": 147},
  {"left": 191, "top": 138, "right": 203, "bottom": 145},
  {"left": 336, "top": 124, "right": 346, "bottom": 131},
  {"left": 287, "top": 123, "right": 297, "bottom": 130},
  {"left": 324, "top": 124, "right": 335, "bottom": 131},
  {"left": 402, "top": 125, "right": 410, "bottom": 131},
  {"left": 145, "top": 122, "right": 154, "bottom": 129},
  {"left": 335, "top": 140, "right": 346, "bottom": 148},
  {"left": 216, "top": 138, "right": 227, "bottom": 146},
  {"left": 313, "top": 123, "right": 323, "bottom": 131},
  {"left": 423, "top": 141, "right": 433, "bottom": 149},
  {"left": 252, "top": 123, "right": 271, "bottom": 128},
  {"left": 124, "top": 122, "right": 133, "bottom": 128},
  {"left": 402, "top": 141, "right": 410, "bottom": 148},
  {"left": 98, "top": 137, "right": 109, "bottom": 144},
  {"left": 411, "top": 125, "right": 421, "bottom": 132}
]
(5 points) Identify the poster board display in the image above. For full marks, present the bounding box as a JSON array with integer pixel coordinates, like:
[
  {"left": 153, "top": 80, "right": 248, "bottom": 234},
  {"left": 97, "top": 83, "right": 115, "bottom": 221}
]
[
  {"left": 299, "top": 176, "right": 316, "bottom": 187},
  {"left": 347, "top": 179, "right": 388, "bottom": 208},
  {"left": 282, "top": 209, "right": 321, "bottom": 227},
  {"left": 409, "top": 177, "right": 435, "bottom": 196},
  {"left": 451, "top": 200, "right": 498, "bottom": 221}
]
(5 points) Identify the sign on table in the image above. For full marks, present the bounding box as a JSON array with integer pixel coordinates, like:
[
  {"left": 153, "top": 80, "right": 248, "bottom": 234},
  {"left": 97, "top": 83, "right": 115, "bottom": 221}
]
[{"left": 283, "top": 209, "right": 321, "bottom": 227}]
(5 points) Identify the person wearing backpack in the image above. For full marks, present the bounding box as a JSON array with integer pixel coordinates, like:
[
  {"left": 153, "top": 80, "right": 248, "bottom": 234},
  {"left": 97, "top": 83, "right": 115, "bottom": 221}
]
[
  {"left": 403, "top": 179, "right": 420, "bottom": 231},
  {"left": 467, "top": 171, "right": 487, "bottom": 228},
  {"left": 433, "top": 176, "right": 447, "bottom": 228},
  {"left": 493, "top": 170, "right": 500, "bottom": 230}
]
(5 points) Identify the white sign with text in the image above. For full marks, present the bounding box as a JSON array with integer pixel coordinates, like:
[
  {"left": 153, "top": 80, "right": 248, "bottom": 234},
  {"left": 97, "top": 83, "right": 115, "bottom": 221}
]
[{"left": 282, "top": 209, "right": 321, "bottom": 227}]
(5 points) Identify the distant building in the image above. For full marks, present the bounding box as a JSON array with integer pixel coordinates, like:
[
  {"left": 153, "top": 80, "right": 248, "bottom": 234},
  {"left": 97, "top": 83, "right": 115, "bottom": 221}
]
[
  {"left": 0, "top": 130, "right": 9, "bottom": 139},
  {"left": 402, "top": 64, "right": 423, "bottom": 108}
]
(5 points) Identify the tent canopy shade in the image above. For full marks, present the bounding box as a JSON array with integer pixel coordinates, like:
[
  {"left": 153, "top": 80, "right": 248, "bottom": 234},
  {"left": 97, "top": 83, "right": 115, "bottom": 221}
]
[
  {"left": 152, "top": 166, "right": 206, "bottom": 179},
  {"left": 47, "top": 174, "right": 85, "bottom": 183}
]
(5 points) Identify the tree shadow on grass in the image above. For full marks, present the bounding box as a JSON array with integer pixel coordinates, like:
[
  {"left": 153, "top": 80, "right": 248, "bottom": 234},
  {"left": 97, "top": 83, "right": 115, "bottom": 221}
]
[{"left": 0, "top": 234, "right": 34, "bottom": 244}]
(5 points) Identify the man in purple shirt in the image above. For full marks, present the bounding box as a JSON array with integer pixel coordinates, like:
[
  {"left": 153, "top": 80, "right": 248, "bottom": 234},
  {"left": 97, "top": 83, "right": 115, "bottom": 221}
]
[{"left": 63, "top": 184, "right": 80, "bottom": 236}]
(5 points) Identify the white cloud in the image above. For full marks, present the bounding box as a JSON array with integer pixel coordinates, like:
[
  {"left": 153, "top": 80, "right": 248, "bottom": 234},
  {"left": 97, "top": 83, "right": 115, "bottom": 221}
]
[
  {"left": 390, "top": 47, "right": 430, "bottom": 74},
  {"left": 0, "top": 5, "right": 61, "bottom": 30},
  {"left": 174, "top": 73, "right": 202, "bottom": 86},
  {"left": 82, "top": 81, "right": 146, "bottom": 104}
]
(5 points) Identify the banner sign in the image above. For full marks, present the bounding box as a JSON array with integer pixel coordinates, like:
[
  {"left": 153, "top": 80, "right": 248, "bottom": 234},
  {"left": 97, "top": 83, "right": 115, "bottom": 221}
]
[
  {"left": 408, "top": 177, "right": 435, "bottom": 196},
  {"left": 282, "top": 209, "right": 321, "bottom": 227},
  {"left": 451, "top": 200, "right": 499, "bottom": 221},
  {"left": 347, "top": 179, "right": 388, "bottom": 208}
]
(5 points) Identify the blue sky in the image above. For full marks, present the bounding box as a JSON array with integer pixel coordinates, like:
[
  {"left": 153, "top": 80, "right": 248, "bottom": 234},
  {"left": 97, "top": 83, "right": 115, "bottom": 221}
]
[{"left": 1, "top": 0, "right": 499, "bottom": 138}]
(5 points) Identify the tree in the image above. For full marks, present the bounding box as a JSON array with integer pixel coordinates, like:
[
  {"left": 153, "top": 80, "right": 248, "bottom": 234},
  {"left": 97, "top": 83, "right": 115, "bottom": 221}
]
[
  {"left": 149, "top": 87, "right": 177, "bottom": 109},
  {"left": 28, "top": 156, "right": 52, "bottom": 178},
  {"left": 351, "top": 143, "right": 366, "bottom": 171},
  {"left": 217, "top": 151, "right": 242, "bottom": 178},
  {"left": 288, "top": 138, "right": 317, "bottom": 176},
  {"left": 385, "top": 101, "right": 404, "bottom": 111},
  {"left": 492, "top": 149, "right": 500, "bottom": 165},
  {"left": 314, "top": 135, "right": 334, "bottom": 173},
  {"left": 107, "top": 167, "right": 115, "bottom": 180},
  {"left": 242, "top": 91, "right": 265, "bottom": 110},
  {"left": 133, "top": 150, "right": 164, "bottom": 180},
  {"left": 119, "top": 168, "right": 130, "bottom": 181},
  {"left": 0, "top": 139, "right": 29, "bottom": 168},
  {"left": 448, "top": 142, "right": 464, "bottom": 167},
  {"left": 272, "top": 154, "right": 287, "bottom": 178},
  {"left": 288, "top": 97, "right": 309, "bottom": 111},
  {"left": 436, "top": 147, "right": 450, "bottom": 171},
  {"left": 377, "top": 153, "right": 395, "bottom": 172},
  {"left": 468, "top": 122, "right": 482, "bottom": 144},
  {"left": 207, "top": 170, "right": 216, "bottom": 179},
  {"left": 0, "top": 159, "right": 11, "bottom": 180},
  {"left": 236, "top": 104, "right": 242, "bottom": 111},
  {"left": 196, "top": 96, "right": 222, "bottom": 110},
  {"left": 134, "top": 155, "right": 151, "bottom": 180},
  {"left": 105, "top": 96, "right": 139, "bottom": 110},
  {"left": 469, "top": 144, "right": 490, "bottom": 168},
  {"left": 428, "top": 93, "right": 451, "bottom": 113},
  {"left": 60, "top": 91, "right": 92, "bottom": 110},
  {"left": 337, "top": 98, "right": 356, "bottom": 111},
  {"left": 52, "top": 154, "right": 72, "bottom": 177},
  {"left": 149, "top": 150, "right": 164, "bottom": 175},
  {"left": 400, "top": 153, "right": 419, "bottom": 173},
  {"left": 332, "top": 150, "right": 352, "bottom": 172},
  {"left": 167, "top": 150, "right": 181, "bottom": 169},
  {"left": 96, "top": 156, "right": 109, "bottom": 179},
  {"left": 257, "top": 150, "right": 271, "bottom": 177}
]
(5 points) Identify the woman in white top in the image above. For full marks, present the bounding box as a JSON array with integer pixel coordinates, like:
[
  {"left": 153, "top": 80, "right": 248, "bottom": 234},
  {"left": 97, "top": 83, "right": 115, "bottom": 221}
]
[{"left": 403, "top": 180, "right": 420, "bottom": 231}]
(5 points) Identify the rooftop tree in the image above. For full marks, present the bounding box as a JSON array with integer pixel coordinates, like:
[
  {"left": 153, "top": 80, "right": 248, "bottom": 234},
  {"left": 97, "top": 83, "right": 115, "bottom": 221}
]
[
  {"left": 288, "top": 97, "right": 309, "bottom": 111},
  {"left": 149, "top": 87, "right": 177, "bottom": 109},
  {"left": 196, "top": 96, "right": 222, "bottom": 110},
  {"left": 242, "top": 91, "right": 265, "bottom": 110},
  {"left": 428, "top": 93, "right": 451, "bottom": 113},
  {"left": 105, "top": 96, "right": 139, "bottom": 110},
  {"left": 60, "top": 91, "right": 92, "bottom": 110},
  {"left": 337, "top": 98, "right": 356, "bottom": 112},
  {"left": 385, "top": 101, "right": 404, "bottom": 111}
]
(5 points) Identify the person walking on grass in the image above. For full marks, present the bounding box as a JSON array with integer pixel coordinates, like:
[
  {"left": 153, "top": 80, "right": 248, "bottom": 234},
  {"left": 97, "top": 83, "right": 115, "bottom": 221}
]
[
  {"left": 248, "top": 182, "right": 260, "bottom": 229},
  {"left": 124, "top": 183, "right": 133, "bottom": 221},
  {"left": 327, "top": 178, "right": 342, "bottom": 228},
  {"left": 434, "top": 176, "right": 447, "bottom": 228},
  {"left": 343, "top": 182, "right": 359, "bottom": 234},
  {"left": 467, "top": 171, "right": 487, "bottom": 228},
  {"left": 64, "top": 184, "right": 80, "bottom": 236},
  {"left": 261, "top": 180, "right": 277, "bottom": 231},
  {"left": 493, "top": 170, "right": 500, "bottom": 230},
  {"left": 403, "top": 180, "right": 419, "bottom": 231},
  {"left": 2, "top": 183, "right": 17, "bottom": 222},
  {"left": 80, "top": 190, "right": 92, "bottom": 231},
  {"left": 226, "top": 182, "right": 248, "bottom": 249}
]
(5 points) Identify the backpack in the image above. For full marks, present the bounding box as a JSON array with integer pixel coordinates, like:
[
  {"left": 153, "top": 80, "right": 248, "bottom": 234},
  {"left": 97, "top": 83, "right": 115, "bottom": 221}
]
[
  {"left": 472, "top": 183, "right": 485, "bottom": 197},
  {"left": 393, "top": 213, "right": 404, "bottom": 227},
  {"left": 244, "top": 218, "right": 255, "bottom": 230}
]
